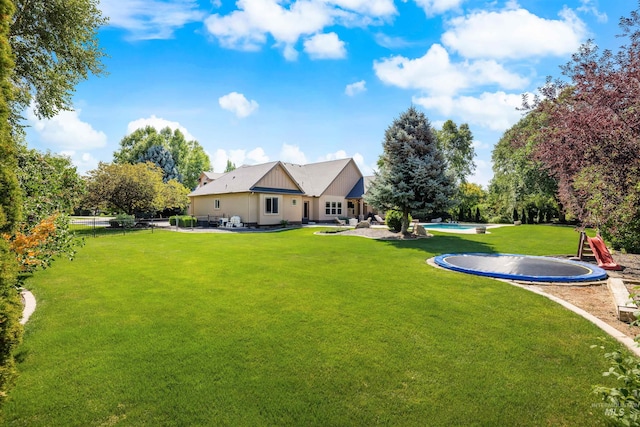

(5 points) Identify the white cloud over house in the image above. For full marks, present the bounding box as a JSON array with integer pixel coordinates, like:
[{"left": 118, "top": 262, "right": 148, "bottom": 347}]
[
  {"left": 219, "top": 92, "right": 259, "bottom": 118},
  {"left": 280, "top": 143, "right": 308, "bottom": 164}
]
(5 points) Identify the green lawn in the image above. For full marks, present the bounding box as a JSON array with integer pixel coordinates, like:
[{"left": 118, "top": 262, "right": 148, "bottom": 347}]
[{"left": 2, "top": 225, "right": 625, "bottom": 425}]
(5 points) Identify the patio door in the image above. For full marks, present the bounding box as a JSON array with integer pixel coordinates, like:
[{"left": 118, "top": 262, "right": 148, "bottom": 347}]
[{"left": 303, "top": 201, "right": 309, "bottom": 223}]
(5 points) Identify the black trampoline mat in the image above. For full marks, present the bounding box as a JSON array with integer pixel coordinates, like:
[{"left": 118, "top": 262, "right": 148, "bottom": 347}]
[{"left": 442, "top": 254, "right": 592, "bottom": 277}]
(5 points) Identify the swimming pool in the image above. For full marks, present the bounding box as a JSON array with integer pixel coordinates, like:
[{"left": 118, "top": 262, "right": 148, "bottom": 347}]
[{"left": 423, "top": 223, "right": 477, "bottom": 231}]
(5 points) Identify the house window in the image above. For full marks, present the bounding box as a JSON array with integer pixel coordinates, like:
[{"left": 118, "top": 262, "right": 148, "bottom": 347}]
[
  {"left": 325, "top": 201, "right": 342, "bottom": 215},
  {"left": 214, "top": 199, "right": 220, "bottom": 209},
  {"left": 292, "top": 199, "right": 298, "bottom": 206},
  {"left": 265, "top": 197, "right": 279, "bottom": 214}
]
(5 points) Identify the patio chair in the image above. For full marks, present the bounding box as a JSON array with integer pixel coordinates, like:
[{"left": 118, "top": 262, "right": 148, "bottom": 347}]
[
  {"left": 374, "top": 215, "right": 384, "bottom": 224},
  {"left": 334, "top": 217, "right": 346, "bottom": 226}
]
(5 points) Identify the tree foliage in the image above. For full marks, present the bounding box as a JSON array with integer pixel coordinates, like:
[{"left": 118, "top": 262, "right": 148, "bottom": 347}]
[
  {"left": 523, "top": 6, "right": 640, "bottom": 250},
  {"left": 488, "top": 111, "right": 559, "bottom": 223},
  {"left": 365, "top": 107, "right": 456, "bottom": 234},
  {"left": 114, "top": 126, "right": 211, "bottom": 190},
  {"left": 3, "top": 146, "right": 84, "bottom": 276},
  {"left": 436, "top": 119, "right": 475, "bottom": 184},
  {"left": 225, "top": 160, "right": 236, "bottom": 172},
  {"left": 9, "top": 0, "right": 107, "bottom": 121},
  {"left": 0, "top": 0, "right": 23, "bottom": 402},
  {"left": 137, "top": 145, "right": 180, "bottom": 183},
  {"left": 83, "top": 162, "right": 189, "bottom": 215}
]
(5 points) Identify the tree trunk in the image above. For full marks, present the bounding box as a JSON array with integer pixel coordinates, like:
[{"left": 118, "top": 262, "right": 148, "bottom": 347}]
[{"left": 401, "top": 209, "right": 410, "bottom": 235}]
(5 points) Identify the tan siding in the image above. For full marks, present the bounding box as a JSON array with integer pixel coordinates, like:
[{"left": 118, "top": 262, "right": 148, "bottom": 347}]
[
  {"left": 255, "top": 164, "right": 298, "bottom": 190},
  {"left": 190, "top": 193, "right": 257, "bottom": 224},
  {"left": 323, "top": 161, "right": 361, "bottom": 196}
]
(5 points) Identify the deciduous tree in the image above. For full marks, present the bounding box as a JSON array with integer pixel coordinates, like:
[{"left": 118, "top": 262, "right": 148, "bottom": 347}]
[
  {"left": 436, "top": 120, "right": 475, "bottom": 184},
  {"left": 365, "top": 107, "right": 455, "bottom": 234},
  {"left": 9, "top": 0, "right": 107, "bottom": 121},
  {"left": 83, "top": 162, "right": 189, "bottom": 216},
  {"left": 523, "top": 5, "right": 640, "bottom": 250},
  {"left": 114, "top": 126, "right": 211, "bottom": 190}
]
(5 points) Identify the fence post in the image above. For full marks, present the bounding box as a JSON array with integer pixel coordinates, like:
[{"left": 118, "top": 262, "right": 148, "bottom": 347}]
[{"left": 93, "top": 216, "right": 96, "bottom": 238}]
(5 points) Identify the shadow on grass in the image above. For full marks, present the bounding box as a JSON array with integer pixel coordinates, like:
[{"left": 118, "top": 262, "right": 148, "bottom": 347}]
[{"left": 377, "top": 233, "right": 496, "bottom": 255}]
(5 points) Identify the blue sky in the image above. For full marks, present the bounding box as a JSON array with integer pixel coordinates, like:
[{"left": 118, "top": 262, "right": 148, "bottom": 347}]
[{"left": 24, "top": 0, "right": 632, "bottom": 187}]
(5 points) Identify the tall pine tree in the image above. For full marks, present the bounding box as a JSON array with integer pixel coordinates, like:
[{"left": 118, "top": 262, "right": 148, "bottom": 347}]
[
  {"left": 0, "top": 0, "right": 24, "bottom": 401},
  {"left": 365, "top": 107, "right": 455, "bottom": 234}
]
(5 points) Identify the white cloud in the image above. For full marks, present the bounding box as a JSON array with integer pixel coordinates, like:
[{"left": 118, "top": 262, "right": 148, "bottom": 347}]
[
  {"left": 280, "top": 143, "right": 308, "bottom": 164},
  {"left": 210, "top": 147, "right": 270, "bottom": 172},
  {"left": 413, "top": 91, "right": 526, "bottom": 131},
  {"left": 374, "top": 44, "right": 527, "bottom": 97},
  {"left": 304, "top": 32, "right": 347, "bottom": 59},
  {"left": 99, "top": 0, "right": 204, "bottom": 40},
  {"left": 60, "top": 151, "right": 100, "bottom": 175},
  {"left": 320, "top": 150, "right": 348, "bottom": 161},
  {"left": 345, "top": 80, "right": 366, "bottom": 96},
  {"left": 441, "top": 6, "right": 588, "bottom": 59},
  {"left": 204, "top": 0, "right": 395, "bottom": 56},
  {"left": 126, "top": 115, "right": 197, "bottom": 141},
  {"left": 27, "top": 107, "right": 107, "bottom": 150},
  {"left": 218, "top": 92, "right": 259, "bottom": 118},
  {"left": 352, "top": 153, "right": 375, "bottom": 176},
  {"left": 413, "top": 0, "right": 465, "bottom": 16},
  {"left": 468, "top": 158, "right": 491, "bottom": 188},
  {"left": 578, "top": 0, "right": 607, "bottom": 23}
]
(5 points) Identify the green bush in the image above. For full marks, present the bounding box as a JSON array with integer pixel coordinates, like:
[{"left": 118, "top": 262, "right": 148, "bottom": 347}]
[
  {"left": 385, "top": 210, "right": 411, "bottom": 232},
  {"left": 593, "top": 346, "right": 640, "bottom": 425},
  {"left": 169, "top": 215, "right": 197, "bottom": 227},
  {"left": 109, "top": 214, "right": 135, "bottom": 228}
]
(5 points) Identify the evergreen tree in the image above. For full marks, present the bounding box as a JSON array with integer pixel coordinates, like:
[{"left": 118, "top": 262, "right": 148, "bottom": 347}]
[
  {"left": 0, "top": 0, "right": 24, "bottom": 401},
  {"left": 365, "top": 107, "right": 455, "bottom": 234},
  {"left": 137, "top": 145, "right": 180, "bottom": 182},
  {"left": 224, "top": 160, "right": 236, "bottom": 172}
]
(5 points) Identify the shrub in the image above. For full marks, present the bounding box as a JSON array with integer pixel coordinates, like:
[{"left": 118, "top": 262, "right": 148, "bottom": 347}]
[
  {"left": 109, "top": 214, "right": 135, "bottom": 228},
  {"left": 169, "top": 215, "right": 197, "bottom": 227},
  {"left": 593, "top": 346, "right": 640, "bottom": 425},
  {"left": 385, "top": 210, "right": 411, "bottom": 232}
]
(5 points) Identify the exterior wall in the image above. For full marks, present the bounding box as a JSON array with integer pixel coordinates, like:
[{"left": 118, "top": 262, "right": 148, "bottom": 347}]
[
  {"left": 257, "top": 193, "right": 302, "bottom": 225},
  {"left": 255, "top": 164, "right": 299, "bottom": 190},
  {"left": 317, "top": 161, "right": 362, "bottom": 222},
  {"left": 190, "top": 193, "right": 258, "bottom": 224}
]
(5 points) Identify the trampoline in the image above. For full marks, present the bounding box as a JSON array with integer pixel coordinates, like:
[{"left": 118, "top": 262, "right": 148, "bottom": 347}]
[{"left": 433, "top": 253, "right": 608, "bottom": 282}]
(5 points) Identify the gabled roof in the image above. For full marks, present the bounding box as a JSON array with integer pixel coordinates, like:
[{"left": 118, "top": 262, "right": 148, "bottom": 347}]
[
  {"left": 189, "top": 158, "right": 363, "bottom": 198},
  {"left": 202, "top": 171, "right": 224, "bottom": 181},
  {"left": 346, "top": 175, "right": 375, "bottom": 199},
  {"left": 189, "top": 161, "right": 304, "bottom": 196},
  {"left": 283, "top": 158, "right": 353, "bottom": 197}
]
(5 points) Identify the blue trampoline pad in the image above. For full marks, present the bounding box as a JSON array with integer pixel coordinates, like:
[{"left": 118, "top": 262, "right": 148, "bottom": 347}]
[{"left": 434, "top": 253, "right": 608, "bottom": 282}]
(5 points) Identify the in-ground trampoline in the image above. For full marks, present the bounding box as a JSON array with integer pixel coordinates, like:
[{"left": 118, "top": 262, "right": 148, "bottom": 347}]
[{"left": 433, "top": 253, "right": 608, "bottom": 282}]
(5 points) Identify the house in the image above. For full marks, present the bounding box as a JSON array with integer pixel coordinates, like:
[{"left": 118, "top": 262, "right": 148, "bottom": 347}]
[
  {"left": 195, "top": 171, "right": 225, "bottom": 189},
  {"left": 188, "top": 158, "right": 376, "bottom": 226}
]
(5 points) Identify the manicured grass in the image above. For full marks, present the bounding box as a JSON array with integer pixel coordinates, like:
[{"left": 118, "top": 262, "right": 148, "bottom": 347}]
[{"left": 2, "top": 225, "right": 624, "bottom": 425}]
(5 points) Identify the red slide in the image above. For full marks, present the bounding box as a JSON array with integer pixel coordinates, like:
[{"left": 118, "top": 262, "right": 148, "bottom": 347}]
[{"left": 587, "top": 235, "right": 622, "bottom": 271}]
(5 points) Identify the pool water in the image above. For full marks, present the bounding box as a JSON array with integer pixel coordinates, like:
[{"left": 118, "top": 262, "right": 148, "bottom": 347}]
[{"left": 423, "top": 223, "right": 476, "bottom": 230}]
